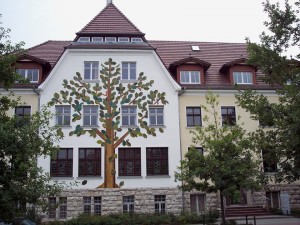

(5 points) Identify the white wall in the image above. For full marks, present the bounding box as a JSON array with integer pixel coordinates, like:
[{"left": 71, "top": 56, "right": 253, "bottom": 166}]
[{"left": 38, "top": 48, "right": 181, "bottom": 189}]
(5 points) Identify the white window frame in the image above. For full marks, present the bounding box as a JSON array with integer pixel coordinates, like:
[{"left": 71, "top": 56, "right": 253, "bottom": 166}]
[
  {"left": 94, "top": 197, "right": 102, "bottom": 215},
  {"left": 105, "top": 37, "right": 116, "bottom": 42},
  {"left": 17, "top": 69, "right": 39, "bottom": 83},
  {"left": 233, "top": 72, "right": 253, "bottom": 84},
  {"left": 154, "top": 195, "right": 166, "bottom": 213},
  {"left": 78, "top": 37, "right": 90, "bottom": 42},
  {"left": 123, "top": 195, "right": 134, "bottom": 213},
  {"left": 149, "top": 106, "right": 164, "bottom": 126},
  {"left": 91, "top": 37, "right": 103, "bottom": 42},
  {"left": 118, "top": 37, "right": 130, "bottom": 42},
  {"left": 84, "top": 61, "right": 99, "bottom": 80},
  {"left": 131, "top": 37, "right": 143, "bottom": 43},
  {"left": 180, "top": 71, "right": 201, "bottom": 84},
  {"left": 55, "top": 105, "right": 71, "bottom": 126},
  {"left": 59, "top": 197, "right": 67, "bottom": 219},
  {"left": 83, "top": 197, "right": 92, "bottom": 214},
  {"left": 121, "top": 106, "right": 137, "bottom": 126},
  {"left": 83, "top": 105, "right": 98, "bottom": 126},
  {"left": 121, "top": 62, "right": 137, "bottom": 81}
]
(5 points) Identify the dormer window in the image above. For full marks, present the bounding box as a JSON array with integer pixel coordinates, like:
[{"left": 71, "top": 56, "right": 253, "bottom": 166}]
[
  {"left": 131, "top": 38, "right": 143, "bottom": 43},
  {"left": 180, "top": 71, "right": 200, "bottom": 84},
  {"left": 91, "top": 37, "right": 103, "bottom": 42},
  {"left": 233, "top": 72, "right": 253, "bottom": 84},
  {"left": 17, "top": 69, "right": 39, "bottom": 83},
  {"left": 78, "top": 37, "right": 90, "bottom": 43},
  {"left": 118, "top": 37, "right": 129, "bottom": 42},
  {"left": 105, "top": 37, "right": 116, "bottom": 42}
]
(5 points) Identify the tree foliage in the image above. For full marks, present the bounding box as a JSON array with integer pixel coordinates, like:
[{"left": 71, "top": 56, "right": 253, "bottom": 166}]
[
  {"left": 0, "top": 20, "right": 64, "bottom": 222},
  {"left": 49, "top": 58, "right": 168, "bottom": 188},
  {"left": 0, "top": 15, "right": 25, "bottom": 89},
  {"left": 175, "top": 93, "right": 264, "bottom": 224},
  {"left": 236, "top": 0, "right": 300, "bottom": 182}
]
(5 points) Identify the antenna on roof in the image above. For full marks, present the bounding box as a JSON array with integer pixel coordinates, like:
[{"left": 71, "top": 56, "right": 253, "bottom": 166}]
[{"left": 107, "top": 0, "right": 112, "bottom": 5}]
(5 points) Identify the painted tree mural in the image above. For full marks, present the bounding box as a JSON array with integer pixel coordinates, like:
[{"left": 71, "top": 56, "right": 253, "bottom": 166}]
[{"left": 49, "top": 58, "right": 168, "bottom": 188}]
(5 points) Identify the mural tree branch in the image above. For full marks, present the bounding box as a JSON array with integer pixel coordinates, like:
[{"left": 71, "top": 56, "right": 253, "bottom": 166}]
[{"left": 49, "top": 58, "right": 168, "bottom": 188}]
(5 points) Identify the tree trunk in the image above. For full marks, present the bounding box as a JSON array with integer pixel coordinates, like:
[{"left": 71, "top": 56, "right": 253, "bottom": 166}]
[
  {"left": 220, "top": 193, "right": 226, "bottom": 225},
  {"left": 97, "top": 143, "right": 118, "bottom": 188}
]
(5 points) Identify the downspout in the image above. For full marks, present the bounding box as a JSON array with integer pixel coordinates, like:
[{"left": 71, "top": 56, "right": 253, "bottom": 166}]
[
  {"left": 178, "top": 87, "right": 185, "bottom": 213},
  {"left": 33, "top": 87, "right": 41, "bottom": 113}
]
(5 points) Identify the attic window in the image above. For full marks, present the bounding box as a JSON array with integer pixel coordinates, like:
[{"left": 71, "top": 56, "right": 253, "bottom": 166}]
[
  {"left": 191, "top": 45, "right": 200, "bottom": 51},
  {"left": 92, "top": 37, "right": 103, "bottom": 42},
  {"left": 131, "top": 38, "right": 143, "bottom": 43},
  {"left": 78, "top": 37, "right": 90, "bottom": 42},
  {"left": 118, "top": 37, "right": 130, "bottom": 42},
  {"left": 105, "top": 37, "right": 116, "bottom": 42}
]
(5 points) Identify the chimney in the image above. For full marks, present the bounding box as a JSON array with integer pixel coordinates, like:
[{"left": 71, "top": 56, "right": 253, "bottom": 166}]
[{"left": 107, "top": 0, "right": 112, "bottom": 5}]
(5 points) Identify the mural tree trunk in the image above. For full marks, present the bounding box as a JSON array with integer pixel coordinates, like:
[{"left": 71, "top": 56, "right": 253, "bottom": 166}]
[{"left": 49, "top": 58, "right": 168, "bottom": 188}]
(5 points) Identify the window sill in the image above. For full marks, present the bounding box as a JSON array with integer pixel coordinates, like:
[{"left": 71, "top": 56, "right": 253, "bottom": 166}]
[
  {"left": 83, "top": 79, "right": 100, "bottom": 83},
  {"left": 186, "top": 125, "right": 202, "bottom": 129},
  {"left": 121, "top": 80, "right": 138, "bottom": 83},
  {"left": 121, "top": 125, "right": 138, "bottom": 128},
  {"left": 51, "top": 177, "right": 74, "bottom": 180},
  {"left": 118, "top": 176, "right": 143, "bottom": 179},
  {"left": 146, "top": 175, "right": 170, "bottom": 178},
  {"left": 149, "top": 125, "right": 166, "bottom": 128},
  {"left": 76, "top": 176, "right": 103, "bottom": 179},
  {"left": 57, "top": 125, "right": 72, "bottom": 128},
  {"left": 82, "top": 125, "right": 99, "bottom": 128}
]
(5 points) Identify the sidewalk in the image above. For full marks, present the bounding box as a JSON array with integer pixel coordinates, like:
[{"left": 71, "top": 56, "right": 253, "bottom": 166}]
[{"left": 221, "top": 215, "right": 300, "bottom": 225}]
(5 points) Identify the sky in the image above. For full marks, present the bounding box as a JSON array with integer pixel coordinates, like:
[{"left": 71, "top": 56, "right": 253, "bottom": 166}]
[{"left": 0, "top": 0, "right": 288, "bottom": 49}]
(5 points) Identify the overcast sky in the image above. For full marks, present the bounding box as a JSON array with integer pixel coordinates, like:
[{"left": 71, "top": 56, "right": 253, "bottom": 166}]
[{"left": 0, "top": 0, "right": 288, "bottom": 49}]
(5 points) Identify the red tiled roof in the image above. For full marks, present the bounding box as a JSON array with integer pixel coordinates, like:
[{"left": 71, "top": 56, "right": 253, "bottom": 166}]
[
  {"left": 77, "top": 3, "right": 144, "bottom": 36},
  {"left": 25, "top": 39, "right": 269, "bottom": 88},
  {"left": 26, "top": 40, "right": 70, "bottom": 67}
]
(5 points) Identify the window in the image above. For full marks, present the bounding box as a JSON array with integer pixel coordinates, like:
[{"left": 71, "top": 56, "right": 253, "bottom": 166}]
[
  {"left": 154, "top": 195, "right": 166, "bottom": 213},
  {"left": 191, "top": 45, "right": 200, "bottom": 51},
  {"left": 131, "top": 38, "right": 143, "bottom": 43},
  {"left": 259, "top": 106, "right": 275, "bottom": 127},
  {"left": 122, "top": 62, "right": 136, "bottom": 81},
  {"left": 55, "top": 105, "right": 71, "bottom": 126},
  {"left": 262, "top": 149, "right": 278, "bottom": 173},
  {"left": 190, "top": 194, "right": 206, "bottom": 213},
  {"left": 48, "top": 197, "right": 56, "bottom": 219},
  {"left": 59, "top": 197, "right": 67, "bottom": 219},
  {"left": 118, "top": 37, "right": 130, "bottom": 42},
  {"left": 233, "top": 72, "right": 253, "bottom": 84},
  {"left": 118, "top": 148, "right": 141, "bottom": 176},
  {"left": 122, "top": 106, "right": 137, "bottom": 126},
  {"left": 149, "top": 106, "right": 164, "bottom": 126},
  {"left": 84, "top": 62, "right": 99, "bottom": 80},
  {"left": 83, "top": 197, "right": 91, "bottom": 214},
  {"left": 79, "top": 148, "right": 101, "bottom": 176},
  {"left": 51, "top": 148, "right": 73, "bottom": 177},
  {"left": 188, "top": 147, "right": 204, "bottom": 155},
  {"left": 94, "top": 197, "right": 102, "bottom": 215},
  {"left": 105, "top": 37, "right": 116, "bottom": 42},
  {"left": 123, "top": 195, "right": 134, "bottom": 213},
  {"left": 91, "top": 37, "right": 103, "bottom": 42},
  {"left": 17, "top": 69, "right": 39, "bottom": 83},
  {"left": 186, "top": 107, "right": 202, "bottom": 127},
  {"left": 83, "top": 105, "right": 98, "bottom": 126},
  {"left": 266, "top": 191, "right": 280, "bottom": 209},
  {"left": 146, "top": 147, "right": 168, "bottom": 175},
  {"left": 78, "top": 37, "right": 90, "bottom": 42},
  {"left": 180, "top": 71, "right": 200, "bottom": 84},
  {"left": 221, "top": 106, "right": 236, "bottom": 126},
  {"left": 15, "top": 106, "right": 31, "bottom": 123}
]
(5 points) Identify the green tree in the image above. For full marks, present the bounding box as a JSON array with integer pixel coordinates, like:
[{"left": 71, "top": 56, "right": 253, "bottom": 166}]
[
  {"left": 0, "top": 15, "right": 25, "bottom": 89},
  {"left": 49, "top": 58, "right": 168, "bottom": 188},
  {"left": 175, "top": 93, "right": 264, "bottom": 225},
  {"left": 236, "top": 0, "right": 300, "bottom": 182},
  {"left": 0, "top": 20, "right": 64, "bottom": 222}
]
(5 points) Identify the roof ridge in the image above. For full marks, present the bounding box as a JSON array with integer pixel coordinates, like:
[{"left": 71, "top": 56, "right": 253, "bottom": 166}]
[{"left": 148, "top": 40, "right": 247, "bottom": 45}]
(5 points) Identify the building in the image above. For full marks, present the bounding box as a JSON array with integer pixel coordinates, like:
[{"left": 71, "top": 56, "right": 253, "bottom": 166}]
[{"left": 9, "top": 0, "right": 300, "bottom": 221}]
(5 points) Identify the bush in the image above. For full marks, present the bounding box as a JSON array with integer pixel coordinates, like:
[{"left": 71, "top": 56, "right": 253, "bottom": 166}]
[
  {"left": 47, "top": 211, "right": 219, "bottom": 225},
  {"left": 291, "top": 208, "right": 300, "bottom": 217}
]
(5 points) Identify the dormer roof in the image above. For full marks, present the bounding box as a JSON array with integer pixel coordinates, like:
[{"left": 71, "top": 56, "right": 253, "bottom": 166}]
[
  {"left": 75, "top": 3, "right": 145, "bottom": 40},
  {"left": 169, "top": 57, "right": 211, "bottom": 72},
  {"left": 219, "top": 57, "right": 257, "bottom": 73}
]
